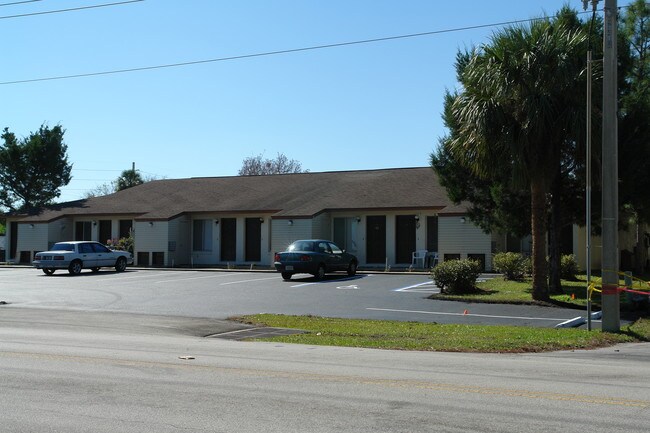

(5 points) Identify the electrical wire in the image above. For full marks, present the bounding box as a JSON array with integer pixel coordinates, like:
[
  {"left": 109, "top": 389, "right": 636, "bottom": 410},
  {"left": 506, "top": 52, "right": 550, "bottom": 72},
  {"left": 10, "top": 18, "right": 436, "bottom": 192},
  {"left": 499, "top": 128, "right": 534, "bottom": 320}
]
[
  {"left": 0, "top": 0, "right": 44, "bottom": 7},
  {"left": 3, "top": 4, "right": 638, "bottom": 87},
  {"left": 73, "top": 168, "right": 124, "bottom": 172},
  {"left": 0, "top": 10, "right": 605, "bottom": 86},
  {"left": 0, "top": 0, "right": 143, "bottom": 19}
]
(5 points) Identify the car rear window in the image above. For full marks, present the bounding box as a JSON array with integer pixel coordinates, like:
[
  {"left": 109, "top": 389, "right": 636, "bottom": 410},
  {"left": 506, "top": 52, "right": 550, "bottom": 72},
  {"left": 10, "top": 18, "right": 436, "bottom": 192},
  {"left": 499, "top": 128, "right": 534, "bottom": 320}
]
[
  {"left": 51, "top": 243, "right": 75, "bottom": 251},
  {"left": 288, "top": 241, "right": 313, "bottom": 252}
]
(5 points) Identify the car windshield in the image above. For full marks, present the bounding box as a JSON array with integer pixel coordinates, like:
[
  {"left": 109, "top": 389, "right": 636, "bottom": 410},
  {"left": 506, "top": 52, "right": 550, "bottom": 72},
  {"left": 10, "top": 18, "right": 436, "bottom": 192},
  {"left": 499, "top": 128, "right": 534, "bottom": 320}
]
[
  {"left": 287, "top": 241, "right": 313, "bottom": 252},
  {"left": 51, "top": 243, "right": 75, "bottom": 252}
]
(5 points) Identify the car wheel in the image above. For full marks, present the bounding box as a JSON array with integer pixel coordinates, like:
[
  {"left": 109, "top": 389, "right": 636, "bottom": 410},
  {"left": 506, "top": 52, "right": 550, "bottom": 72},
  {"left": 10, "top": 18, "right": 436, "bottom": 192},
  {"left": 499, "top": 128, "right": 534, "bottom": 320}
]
[
  {"left": 347, "top": 261, "right": 357, "bottom": 276},
  {"left": 281, "top": 272, "right": 292, "bottom": 280},
  {"left": 315, "top": 265, "right": 326, "bottom": 280},
  {"left": 43, "top": 269, "right": 55, "bottom": 276},
  {"left": 91, "top": 267, "right": 100, "bottom": 273},
  {"left": 68, "top": 260, "right": 82, "bottom": 275},
  {"left": 115, "top": 257, "right": 127, "bottom": 272}
]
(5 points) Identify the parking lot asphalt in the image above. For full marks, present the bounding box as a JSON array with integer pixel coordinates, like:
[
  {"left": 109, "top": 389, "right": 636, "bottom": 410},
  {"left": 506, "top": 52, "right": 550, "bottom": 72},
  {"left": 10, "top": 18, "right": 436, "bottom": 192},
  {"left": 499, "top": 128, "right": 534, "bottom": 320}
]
[{"left": 0, "top": 266, "right": 606, "bottom": 329}]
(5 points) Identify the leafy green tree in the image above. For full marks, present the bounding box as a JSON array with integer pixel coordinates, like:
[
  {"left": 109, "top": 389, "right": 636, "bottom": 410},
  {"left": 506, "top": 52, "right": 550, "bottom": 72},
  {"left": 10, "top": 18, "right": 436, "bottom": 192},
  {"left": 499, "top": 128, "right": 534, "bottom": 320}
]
[
  {"left": 435, "top": 8, "right": 597, "bottom": 295},
  {"left": 618, "top": 0, "right": 650, "bottom": 272},
  {"left": 0, "top": 124, "right": 72, "bottom": 212},
  {"left": 435, "top": 4, "right": 650, "bottom": 285},
  {"left": 439, "top": 17, "right": 588, "bottom": 301},
  {"left": 621, "top": 0, "right": 650, "bottom": 108},
  {"left": 432, "top": 91, "right": 531, "bottom": 239}
]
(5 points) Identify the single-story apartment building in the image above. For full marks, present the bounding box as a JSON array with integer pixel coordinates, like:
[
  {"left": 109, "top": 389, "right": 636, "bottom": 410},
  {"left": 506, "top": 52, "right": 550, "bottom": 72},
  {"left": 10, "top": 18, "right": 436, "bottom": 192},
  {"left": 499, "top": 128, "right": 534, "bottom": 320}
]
[
  {"left": 3, "top": 167, "right": 498, "bottom": 270},
  {"left": 5, "top": 166, "right": 645, "bottom": 273}
]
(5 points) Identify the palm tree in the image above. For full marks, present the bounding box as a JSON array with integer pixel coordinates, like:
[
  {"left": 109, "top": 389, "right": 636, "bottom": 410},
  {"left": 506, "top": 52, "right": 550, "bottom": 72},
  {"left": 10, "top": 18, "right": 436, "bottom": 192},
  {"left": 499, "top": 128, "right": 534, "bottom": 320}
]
[
  {"left": 446, "top": 19, "right": 587, "bottom": 300},
  {"left": 116, "top": 169, "right": 144, "bottom": 191}
]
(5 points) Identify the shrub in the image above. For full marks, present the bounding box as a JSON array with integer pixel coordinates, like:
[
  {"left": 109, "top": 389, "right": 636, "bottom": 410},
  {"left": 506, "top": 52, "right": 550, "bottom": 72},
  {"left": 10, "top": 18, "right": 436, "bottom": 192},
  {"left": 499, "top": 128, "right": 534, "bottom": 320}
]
[
  {"left": 492, "top": 252, "right": 529, "bottom": 281},
  {"left": 560, "top": 254, "right": 579, "bottom": 280},
  {"left": 107, "top": 231, "right": 134, "bottom": 254},
  {"left": 431, "top": 259, "right": 482, "bottom": 294}
]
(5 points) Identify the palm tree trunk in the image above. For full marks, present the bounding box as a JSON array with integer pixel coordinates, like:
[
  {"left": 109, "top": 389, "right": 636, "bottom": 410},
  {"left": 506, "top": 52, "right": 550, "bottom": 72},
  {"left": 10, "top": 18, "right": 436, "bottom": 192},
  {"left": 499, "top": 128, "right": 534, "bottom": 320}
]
[{"left": 531, "top": 179, "right": 550, "bottom": 301}]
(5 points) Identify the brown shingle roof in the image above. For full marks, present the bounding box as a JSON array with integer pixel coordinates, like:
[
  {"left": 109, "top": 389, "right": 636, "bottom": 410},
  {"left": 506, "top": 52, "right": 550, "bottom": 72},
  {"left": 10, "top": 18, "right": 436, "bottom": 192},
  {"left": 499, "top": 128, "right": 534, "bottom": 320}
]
[{"left": 13, "top": 167, "right": 465, "bottom": 222}]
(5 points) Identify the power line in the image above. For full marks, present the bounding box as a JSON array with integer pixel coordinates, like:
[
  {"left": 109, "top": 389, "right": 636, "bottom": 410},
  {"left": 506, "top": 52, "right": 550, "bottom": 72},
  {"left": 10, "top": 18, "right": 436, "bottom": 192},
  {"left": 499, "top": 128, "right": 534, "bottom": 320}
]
[
  {"left": 0, "top": 13, "right": 587, "bottom": 85},
  {"left": 1, "top": 6, "right": 626, "bottom": 86},
  {"left": 69, "top": 178, "right": 115, "bottom": 181},
  {"left": 0, "top": 0, "right": 44, "bottom": 7},
  {"left": 0, "top": 0, "right": 143, "bottom": 19},
  {"left": 72, "top": 168, "right": 124, "bottom": 172}
]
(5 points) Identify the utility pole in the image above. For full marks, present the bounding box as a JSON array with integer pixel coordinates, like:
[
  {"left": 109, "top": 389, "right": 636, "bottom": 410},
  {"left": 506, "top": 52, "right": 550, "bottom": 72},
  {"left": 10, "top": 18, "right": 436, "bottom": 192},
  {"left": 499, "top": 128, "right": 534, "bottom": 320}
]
[
  {"left": 601, "top": 0, "right": 620, "bottom": 332},
  {"left": 584, "top": 0, "right": 598, "bottom": 331}
]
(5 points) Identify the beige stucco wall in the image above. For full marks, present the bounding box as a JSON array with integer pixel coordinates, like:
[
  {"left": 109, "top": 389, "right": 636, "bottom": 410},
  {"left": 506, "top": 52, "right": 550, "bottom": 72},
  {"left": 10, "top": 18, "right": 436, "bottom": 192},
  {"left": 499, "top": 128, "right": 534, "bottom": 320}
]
[
  {"left": 271, "top": 218, "right": 312, "bottom": 257},
  {"left": 438, "top": 216, "right": 493, "bottom": 270},
  {"left": 574, "top": 223, "right": 649, "bottom": 272},
  {"left": 16, "top": 222, "right": 49, "bottom": 261},
  {"left": 167, "top": 215, "right": 191, "bottom": 267},
  {"left": 134, "top": 220, "right": 169, "bottom": 266},
  {"left": 187, "top": 214, "right": 274, "bottom": 266}
]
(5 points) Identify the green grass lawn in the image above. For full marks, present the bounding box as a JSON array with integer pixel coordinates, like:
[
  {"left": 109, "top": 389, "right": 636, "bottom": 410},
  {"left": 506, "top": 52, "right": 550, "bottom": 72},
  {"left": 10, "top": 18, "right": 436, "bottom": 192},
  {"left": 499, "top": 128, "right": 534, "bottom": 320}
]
[
  {"left": 430, "top": 277, "right": 591, "bottom": 306},
  {"left": 432, "top": 275, "right": 650, "bottom": 310},
  {"left": 236, "top": 314, "right": 650, "bottom": 353},
  {"left": 233, "top": 274, "right": 650, "bottom": 353}
]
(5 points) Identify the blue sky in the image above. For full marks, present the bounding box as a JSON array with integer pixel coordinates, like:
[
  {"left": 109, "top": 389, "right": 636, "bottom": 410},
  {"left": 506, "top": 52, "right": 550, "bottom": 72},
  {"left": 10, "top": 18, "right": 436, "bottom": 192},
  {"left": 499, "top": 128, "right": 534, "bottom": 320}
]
[{"left": 0, "top": 0, "right": 634, "bottom": 202}]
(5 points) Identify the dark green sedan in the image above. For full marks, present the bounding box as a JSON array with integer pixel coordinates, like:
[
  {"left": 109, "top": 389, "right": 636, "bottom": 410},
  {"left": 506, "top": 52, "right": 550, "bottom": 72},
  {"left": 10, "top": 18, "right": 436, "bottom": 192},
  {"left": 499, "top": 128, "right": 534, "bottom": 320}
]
[{"left": 274, "top": 239, "right": 358, "bottom": 280}]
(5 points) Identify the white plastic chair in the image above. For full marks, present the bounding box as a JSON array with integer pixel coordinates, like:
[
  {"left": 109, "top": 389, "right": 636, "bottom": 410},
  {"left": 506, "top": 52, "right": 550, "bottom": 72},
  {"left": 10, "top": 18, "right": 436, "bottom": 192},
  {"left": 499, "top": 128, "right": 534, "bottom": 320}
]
[
  {"left": 411, "top": 250, "right": 428, "bottom": 268},
  {"left": 428, "top": 252, "right": 439, "bottom": 267}
]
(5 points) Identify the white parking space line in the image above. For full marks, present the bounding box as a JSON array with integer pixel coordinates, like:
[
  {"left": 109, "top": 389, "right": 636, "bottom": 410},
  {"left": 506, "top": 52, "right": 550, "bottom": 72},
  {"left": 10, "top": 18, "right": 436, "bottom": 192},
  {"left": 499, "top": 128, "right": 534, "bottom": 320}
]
[
  {"left": 290, "top": 274, "right": 371, "bottom": 288},
  {"left": 219, "top": 276, "right": 280, "bottom": 286},
  {"left": 394, "top": 282, "right": 437, "bottom": 292},
  {"left": 336, "top": 285, "right": 359, "bottom": 290},
  {"left": 291, "top": 282, "right": 317, "bottom": 288},
  {"left": 101, "top": 272, "right": 174, "bottom": 281},
  {"left": 155, "top": 273, "right": 245, "bottom": 284},
  {"left": 366, "top": 307, "right": 591, "bottom": 323}
]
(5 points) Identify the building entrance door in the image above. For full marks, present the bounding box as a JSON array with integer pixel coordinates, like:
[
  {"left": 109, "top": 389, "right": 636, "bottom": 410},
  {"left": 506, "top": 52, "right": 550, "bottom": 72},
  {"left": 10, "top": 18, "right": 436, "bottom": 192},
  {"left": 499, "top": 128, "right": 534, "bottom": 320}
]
[
  {"left": 366, "top": 216, "right": 386, "bottom": 264},
  {"left": 395, "top": 215, "right": 416, "bottom": 264}
]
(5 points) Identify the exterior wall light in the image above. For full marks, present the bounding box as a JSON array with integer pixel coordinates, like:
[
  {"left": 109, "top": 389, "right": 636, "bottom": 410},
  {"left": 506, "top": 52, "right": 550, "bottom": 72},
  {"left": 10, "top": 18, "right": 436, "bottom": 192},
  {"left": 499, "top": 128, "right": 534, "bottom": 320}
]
[
  {"left": 214, "top": 219, "right": 219, "bottom": 224},
  {"left": 356, "top": 216, "right": 361, "bottom": 223},
  {"left": 259, "top": 217, "right": 264, "bottom": 223},
  {"left": 288, "top": 220, "right": 293, "bottom": 226},
  {"left": 460, "top": 217, "right": 466, "bottom": 224},
  {"left": 148, "top": 221, "right": 154, "bottom": 227}
]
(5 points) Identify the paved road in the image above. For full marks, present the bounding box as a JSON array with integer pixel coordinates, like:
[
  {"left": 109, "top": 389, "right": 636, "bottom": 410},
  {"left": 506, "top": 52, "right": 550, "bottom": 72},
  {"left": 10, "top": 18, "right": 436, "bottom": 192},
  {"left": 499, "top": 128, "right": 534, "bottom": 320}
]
[
  {"left": 1, "top": 309, "right": 649, "bottom": 433},
  {"left": 0, "top": 267, "right": 597, "bottom": 327}
]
